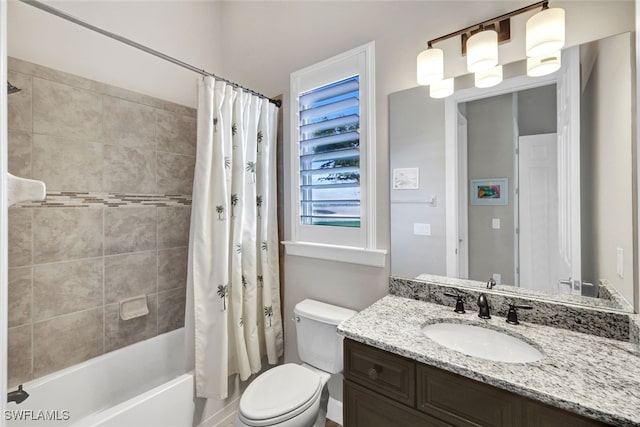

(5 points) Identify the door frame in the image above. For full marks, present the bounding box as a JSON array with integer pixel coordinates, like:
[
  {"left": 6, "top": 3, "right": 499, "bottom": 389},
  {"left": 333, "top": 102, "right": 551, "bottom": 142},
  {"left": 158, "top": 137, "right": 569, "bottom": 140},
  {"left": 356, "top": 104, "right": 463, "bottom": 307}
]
[
  {"left": 636, "top": 0, "right": 640, "bottom": 313},
  {"left": 444, "top": 72, "right": 558, "bottom": 278}
]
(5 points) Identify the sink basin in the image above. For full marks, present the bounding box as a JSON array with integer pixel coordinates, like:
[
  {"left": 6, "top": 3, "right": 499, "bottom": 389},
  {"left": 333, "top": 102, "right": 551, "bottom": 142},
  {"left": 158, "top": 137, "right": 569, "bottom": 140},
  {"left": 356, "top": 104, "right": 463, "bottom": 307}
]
[{"left": 421, "top": 322, "right": 544, "bottom": 363}]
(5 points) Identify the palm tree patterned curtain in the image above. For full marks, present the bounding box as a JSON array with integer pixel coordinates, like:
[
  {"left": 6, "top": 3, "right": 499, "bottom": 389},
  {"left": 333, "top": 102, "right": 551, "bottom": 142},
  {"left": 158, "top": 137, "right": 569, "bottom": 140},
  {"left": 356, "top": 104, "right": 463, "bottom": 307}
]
[{"left": 186, "top": 76, "right": 283, "bottom": 399}]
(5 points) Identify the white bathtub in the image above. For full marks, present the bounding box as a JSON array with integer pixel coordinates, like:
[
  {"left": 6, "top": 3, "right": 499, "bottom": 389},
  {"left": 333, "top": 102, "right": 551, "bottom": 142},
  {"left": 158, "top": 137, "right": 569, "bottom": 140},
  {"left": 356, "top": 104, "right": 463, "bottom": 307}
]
[{"left": 6, "top": 329, "right": 196, "bottom": 427}]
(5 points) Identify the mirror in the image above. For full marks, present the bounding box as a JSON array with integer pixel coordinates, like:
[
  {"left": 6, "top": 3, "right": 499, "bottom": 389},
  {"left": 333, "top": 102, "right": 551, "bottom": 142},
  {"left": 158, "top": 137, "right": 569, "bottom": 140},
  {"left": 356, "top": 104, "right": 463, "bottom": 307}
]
[{"left": 390, "top": 32, "right": 635, "bottom": 311}]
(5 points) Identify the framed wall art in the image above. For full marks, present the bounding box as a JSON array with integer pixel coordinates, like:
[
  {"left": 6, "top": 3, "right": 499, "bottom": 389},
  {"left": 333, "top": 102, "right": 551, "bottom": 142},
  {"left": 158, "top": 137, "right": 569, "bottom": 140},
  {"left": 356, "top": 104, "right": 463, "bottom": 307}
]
[{"left": 470, "top": 178, "right": 509, "bottom": 206}]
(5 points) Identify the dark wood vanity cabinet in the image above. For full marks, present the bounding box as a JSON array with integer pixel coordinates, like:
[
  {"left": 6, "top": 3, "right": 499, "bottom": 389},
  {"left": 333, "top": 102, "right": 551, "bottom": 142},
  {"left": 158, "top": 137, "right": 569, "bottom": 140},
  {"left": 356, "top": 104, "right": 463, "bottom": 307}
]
[{"left": 344, "top": 339, "right": 608, "bottom": 427}]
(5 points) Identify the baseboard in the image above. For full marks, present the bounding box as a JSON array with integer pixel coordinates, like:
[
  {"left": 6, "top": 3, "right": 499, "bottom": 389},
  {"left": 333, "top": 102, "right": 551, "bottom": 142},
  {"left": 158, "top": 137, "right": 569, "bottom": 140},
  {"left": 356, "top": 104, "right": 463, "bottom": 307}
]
[
  {"left": 198, "top": 395, "right": 240, "bottom": 427},
  {"left": 211, "top": 409, "right": 238, "bottom": 427}
]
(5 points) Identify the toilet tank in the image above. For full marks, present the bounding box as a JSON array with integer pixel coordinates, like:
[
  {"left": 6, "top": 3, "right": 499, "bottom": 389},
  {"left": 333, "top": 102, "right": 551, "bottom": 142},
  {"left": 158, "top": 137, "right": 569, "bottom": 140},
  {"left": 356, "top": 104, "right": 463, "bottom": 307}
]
[{"left": 294, "top": 299, "right": 357, "bottom": 374}]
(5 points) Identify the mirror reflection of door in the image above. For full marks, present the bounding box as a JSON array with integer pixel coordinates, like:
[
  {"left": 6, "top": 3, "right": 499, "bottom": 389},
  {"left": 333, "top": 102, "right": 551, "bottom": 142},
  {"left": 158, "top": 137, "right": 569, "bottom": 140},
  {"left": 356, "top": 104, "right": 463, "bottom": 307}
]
[{"left": 518, "top": 133, "right": 561, "bottom": 293}]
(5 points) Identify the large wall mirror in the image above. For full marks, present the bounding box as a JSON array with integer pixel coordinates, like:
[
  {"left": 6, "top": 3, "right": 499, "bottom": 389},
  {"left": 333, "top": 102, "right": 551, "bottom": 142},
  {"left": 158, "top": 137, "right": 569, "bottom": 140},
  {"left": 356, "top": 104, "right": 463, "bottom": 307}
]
[{"left": 389, "top": 32, "right": 636, "bottom": 312}]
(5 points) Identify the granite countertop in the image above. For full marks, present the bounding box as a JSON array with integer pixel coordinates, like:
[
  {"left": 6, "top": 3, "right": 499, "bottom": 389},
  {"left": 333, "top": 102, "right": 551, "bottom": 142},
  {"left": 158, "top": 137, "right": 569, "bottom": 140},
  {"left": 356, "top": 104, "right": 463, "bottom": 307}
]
[{"left": 337, "top": 295, "right": 640, "bottom": 426}]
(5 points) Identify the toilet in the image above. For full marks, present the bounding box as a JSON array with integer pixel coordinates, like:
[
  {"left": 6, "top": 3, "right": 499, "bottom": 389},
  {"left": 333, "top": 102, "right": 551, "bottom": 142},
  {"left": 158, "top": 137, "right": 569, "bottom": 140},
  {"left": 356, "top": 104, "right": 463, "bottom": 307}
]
[{"left": 235, "top": 299, "right": 356, "bottom": 427}]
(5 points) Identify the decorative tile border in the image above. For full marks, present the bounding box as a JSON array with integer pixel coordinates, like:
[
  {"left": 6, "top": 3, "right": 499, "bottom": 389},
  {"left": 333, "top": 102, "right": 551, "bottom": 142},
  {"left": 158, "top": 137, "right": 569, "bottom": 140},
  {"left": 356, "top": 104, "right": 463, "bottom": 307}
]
[
  {"left": 14, "top": 192, "right": 192, "bottom": 208},
  {"left": 390, "top": 276, "right": 632, "bottom": 342}
]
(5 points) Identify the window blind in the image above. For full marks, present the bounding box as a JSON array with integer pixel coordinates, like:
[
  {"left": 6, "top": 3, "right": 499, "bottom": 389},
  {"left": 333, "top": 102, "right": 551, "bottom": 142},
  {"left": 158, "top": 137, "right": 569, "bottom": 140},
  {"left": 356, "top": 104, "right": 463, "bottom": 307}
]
[{"left": 299, "top": 76, "right": 360, "bottom": 227}]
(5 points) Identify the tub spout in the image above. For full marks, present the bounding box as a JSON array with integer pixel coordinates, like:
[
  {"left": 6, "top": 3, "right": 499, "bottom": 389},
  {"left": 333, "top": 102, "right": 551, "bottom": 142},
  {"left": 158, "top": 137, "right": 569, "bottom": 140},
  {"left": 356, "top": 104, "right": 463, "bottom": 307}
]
[{"left": 7, "top": 385, "right": 29, "bottom": 404}]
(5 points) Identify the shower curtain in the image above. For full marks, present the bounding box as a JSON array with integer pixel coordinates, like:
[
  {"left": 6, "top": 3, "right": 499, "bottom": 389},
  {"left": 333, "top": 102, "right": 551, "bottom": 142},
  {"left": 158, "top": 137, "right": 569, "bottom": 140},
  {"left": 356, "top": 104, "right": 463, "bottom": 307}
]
[{"left": 186, "top": 76, "right": 283, "bottom": 399}]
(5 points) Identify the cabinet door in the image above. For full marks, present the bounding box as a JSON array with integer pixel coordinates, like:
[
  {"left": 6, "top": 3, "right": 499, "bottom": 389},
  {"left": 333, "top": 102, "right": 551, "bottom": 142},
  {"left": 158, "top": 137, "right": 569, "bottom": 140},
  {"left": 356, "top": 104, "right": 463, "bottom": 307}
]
[
  {"left": 345, "top": 380, "right": 448, "bottom": 427},
  {"left": 344, "top": 339, "right": 415, "bottom": 406},
  {"left": 524, "top": 399, "right": 610, "bottom": 427},
  {"left": 416, "top": 364, "right": 522, "bottom": 427}
]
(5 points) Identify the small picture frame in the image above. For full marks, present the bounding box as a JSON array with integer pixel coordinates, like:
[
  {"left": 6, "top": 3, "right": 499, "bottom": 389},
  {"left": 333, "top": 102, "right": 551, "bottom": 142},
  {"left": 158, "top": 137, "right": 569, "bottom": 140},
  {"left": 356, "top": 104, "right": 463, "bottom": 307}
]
[
  {"left": 470, "top": 178, "right": 509, "bottom": 206},
  {"left": 393, "top": 168, "right": 419, "bottom": 190}
]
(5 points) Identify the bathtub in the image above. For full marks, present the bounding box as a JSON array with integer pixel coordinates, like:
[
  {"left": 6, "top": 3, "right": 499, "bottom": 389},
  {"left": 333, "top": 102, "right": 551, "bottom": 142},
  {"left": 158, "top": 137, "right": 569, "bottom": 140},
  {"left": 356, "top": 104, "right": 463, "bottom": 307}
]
[{"left": 6, "top": 329, "right": 196, "bottom": 427}]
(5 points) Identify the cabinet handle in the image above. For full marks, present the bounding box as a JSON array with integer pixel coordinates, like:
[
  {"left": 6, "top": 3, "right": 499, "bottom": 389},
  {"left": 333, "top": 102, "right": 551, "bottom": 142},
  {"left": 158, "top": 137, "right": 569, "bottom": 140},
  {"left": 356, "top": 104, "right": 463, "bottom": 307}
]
[{"left": 367, "top": 366, "right": 379, "bottom": 380}]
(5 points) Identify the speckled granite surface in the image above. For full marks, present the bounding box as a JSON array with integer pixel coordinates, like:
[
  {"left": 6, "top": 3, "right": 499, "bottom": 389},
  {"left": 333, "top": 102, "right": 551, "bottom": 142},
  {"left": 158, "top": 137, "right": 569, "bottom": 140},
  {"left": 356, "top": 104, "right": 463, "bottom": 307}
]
[
  {"left": 411, "top": 273, "right": 633, "bottom": 312},
  {"left": 631, "top": 314, "right": 640, "bottom": 346},
  {"left": 391, "top": 276, "right": 631, "bottom": 341},
  {"left": 597, "top": 280, "right": 634, "bottom": 312},
  {"left": 338, "top": 295, "right": 640, "bottom": 427}
]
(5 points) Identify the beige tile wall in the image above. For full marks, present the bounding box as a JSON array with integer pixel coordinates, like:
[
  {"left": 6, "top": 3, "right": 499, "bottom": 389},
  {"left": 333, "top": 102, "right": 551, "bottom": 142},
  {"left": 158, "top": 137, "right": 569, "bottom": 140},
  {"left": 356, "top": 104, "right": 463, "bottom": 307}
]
[{"left": 6, "top": 57, "right": 195, "bottom": 387}]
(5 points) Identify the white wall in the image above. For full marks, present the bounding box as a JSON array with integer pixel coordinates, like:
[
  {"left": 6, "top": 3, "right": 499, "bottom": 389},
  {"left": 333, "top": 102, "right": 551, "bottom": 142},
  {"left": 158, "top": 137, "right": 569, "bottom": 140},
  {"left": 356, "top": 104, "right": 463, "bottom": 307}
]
[
  {"left": 217, "top": 0, "right": 635, "bottom": 362},
  {"left": 8, "top": 0, "right": 222, "bottom": 107}
]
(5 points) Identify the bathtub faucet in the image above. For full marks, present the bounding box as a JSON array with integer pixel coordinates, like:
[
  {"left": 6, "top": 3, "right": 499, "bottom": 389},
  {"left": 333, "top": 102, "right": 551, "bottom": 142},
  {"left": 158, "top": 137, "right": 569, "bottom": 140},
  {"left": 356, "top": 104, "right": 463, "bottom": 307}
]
[{"left": 7, "top": 385, "right": 29, "bottom": 404}]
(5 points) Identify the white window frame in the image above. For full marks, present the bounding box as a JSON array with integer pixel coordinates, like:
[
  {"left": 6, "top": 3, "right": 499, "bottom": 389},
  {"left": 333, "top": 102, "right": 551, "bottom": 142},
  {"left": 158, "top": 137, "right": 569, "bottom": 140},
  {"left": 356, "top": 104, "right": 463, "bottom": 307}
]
[{"left": 284, "top": 41, "right": 386, "bottom": 267}]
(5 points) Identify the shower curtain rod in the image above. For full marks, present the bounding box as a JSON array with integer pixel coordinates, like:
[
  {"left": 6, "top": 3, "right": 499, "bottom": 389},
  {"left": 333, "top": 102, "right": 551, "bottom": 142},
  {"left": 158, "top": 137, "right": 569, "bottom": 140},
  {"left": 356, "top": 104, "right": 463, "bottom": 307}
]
[{"left": 18, "top": 0, "right": 282, "bottom": 108}]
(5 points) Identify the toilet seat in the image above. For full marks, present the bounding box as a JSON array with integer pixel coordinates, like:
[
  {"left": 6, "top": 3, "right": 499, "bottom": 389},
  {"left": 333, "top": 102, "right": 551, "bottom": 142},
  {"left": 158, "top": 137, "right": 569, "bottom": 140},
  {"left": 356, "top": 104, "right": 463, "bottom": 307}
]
[{"left": 238, "top": 364, "right": 322, "bottom": 426}]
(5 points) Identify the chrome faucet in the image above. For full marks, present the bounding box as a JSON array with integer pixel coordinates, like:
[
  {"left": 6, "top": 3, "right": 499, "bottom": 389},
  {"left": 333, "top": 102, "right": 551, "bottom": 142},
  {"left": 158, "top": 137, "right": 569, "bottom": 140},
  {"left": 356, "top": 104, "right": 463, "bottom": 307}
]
[
  {"left": 7, "top": 385, "right": 29, "bottom": 404},
  {"left": 477, "top": 293, "right": 491, "bottom": 319},
  {"left": 487, "top": 278, "right": 496, "bottom": 289}
]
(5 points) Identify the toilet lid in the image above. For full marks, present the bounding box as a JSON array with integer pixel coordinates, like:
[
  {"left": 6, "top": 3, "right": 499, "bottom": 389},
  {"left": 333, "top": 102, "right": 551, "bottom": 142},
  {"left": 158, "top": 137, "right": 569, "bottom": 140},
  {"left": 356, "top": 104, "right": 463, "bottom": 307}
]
[{"left": 239, "top": 363, "right": 322, "bottom": 422}]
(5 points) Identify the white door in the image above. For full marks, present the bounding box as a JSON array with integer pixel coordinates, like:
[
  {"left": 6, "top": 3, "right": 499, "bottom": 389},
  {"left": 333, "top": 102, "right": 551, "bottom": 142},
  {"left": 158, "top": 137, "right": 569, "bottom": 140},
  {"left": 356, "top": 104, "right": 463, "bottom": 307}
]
[
  {"left": 556, "top": 46, "right": 582, "bottom": 294},
  {"left": 518, "top": 134, "right": 560, "bottom": 293}
]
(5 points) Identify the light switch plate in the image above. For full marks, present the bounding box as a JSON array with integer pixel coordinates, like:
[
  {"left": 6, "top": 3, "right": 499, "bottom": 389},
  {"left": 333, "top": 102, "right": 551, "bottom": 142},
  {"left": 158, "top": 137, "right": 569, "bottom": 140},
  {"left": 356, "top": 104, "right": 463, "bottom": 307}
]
[
  {"left": 492, "top": 218, "right": 501, "bottom": 229},
  {"left": 414, "top": 223, "right": 431, "bottom": 236},
  {"left": 492, "top": 273, "right": 501, "bottom": 284}
]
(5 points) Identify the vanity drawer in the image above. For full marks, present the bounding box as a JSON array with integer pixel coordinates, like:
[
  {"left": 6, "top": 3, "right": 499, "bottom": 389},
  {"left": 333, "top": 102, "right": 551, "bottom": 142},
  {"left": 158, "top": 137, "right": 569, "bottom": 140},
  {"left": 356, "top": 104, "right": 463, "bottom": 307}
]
[
  {"left": 417, "top": 364, "right": 522, "bottom": 427},
  {"left": 344, "top": 380, "right": 448, "bottom": 427},
  {"left": 344, "top": 339, "right": 415, "bottom": 406},
  {"left": 523, "top": 399, "right": 609, "bottom": 427}
]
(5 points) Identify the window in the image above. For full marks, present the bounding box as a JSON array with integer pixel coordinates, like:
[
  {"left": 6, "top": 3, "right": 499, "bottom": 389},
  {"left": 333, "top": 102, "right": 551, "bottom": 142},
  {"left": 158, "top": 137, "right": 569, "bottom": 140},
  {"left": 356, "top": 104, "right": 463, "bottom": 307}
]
[
  {"left": 299, "top": 76, "right": 361, "bottom": 228},
  {"left": 285, "top": 42, "right": 386, "bottom": 267}
]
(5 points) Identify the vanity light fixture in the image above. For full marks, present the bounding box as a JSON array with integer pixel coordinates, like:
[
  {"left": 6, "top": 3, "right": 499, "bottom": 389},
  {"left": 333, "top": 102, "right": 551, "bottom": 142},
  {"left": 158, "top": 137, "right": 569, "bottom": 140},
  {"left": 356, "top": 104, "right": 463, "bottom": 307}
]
[
  {"left": 475, "top": 65, "right": 503, "bottom": 88},
  {"left": 416, "top": 1, "right": 564, "bottom": 98}
]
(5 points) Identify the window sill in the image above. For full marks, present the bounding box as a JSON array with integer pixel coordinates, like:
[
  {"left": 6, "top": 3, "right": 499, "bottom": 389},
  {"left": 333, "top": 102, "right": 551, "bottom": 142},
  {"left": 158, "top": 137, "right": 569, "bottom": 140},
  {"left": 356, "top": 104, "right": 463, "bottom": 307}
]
[{"left": 282, "top": 241, "right": 387, "bottom": 268}]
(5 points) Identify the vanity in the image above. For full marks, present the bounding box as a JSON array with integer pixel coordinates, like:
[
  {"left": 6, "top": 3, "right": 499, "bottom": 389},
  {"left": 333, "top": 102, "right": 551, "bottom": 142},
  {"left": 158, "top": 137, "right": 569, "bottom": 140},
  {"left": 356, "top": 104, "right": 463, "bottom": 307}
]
[
  {"left": 338, "top": 294, "right": 640, "bottom": 427},
  {"left": 367, "top": 27, "right": 640, "bottom": 427},
  {"left": 344, "top": 340, "right": 603, "bottom": 427}
]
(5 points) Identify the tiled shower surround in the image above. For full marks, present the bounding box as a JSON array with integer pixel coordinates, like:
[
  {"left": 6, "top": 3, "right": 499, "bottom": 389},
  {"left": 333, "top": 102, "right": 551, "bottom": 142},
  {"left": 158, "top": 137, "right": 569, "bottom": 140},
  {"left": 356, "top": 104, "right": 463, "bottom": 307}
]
[{"left": 7, "top": 57, "right": 195, "bottom": 387}]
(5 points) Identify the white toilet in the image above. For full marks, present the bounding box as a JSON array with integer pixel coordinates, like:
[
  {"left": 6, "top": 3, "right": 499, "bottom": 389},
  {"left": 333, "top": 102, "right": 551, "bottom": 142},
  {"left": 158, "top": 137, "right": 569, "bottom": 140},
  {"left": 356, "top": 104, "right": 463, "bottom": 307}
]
[{"left": 235, "top": 299, "right": 356, "bottom": 427}]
